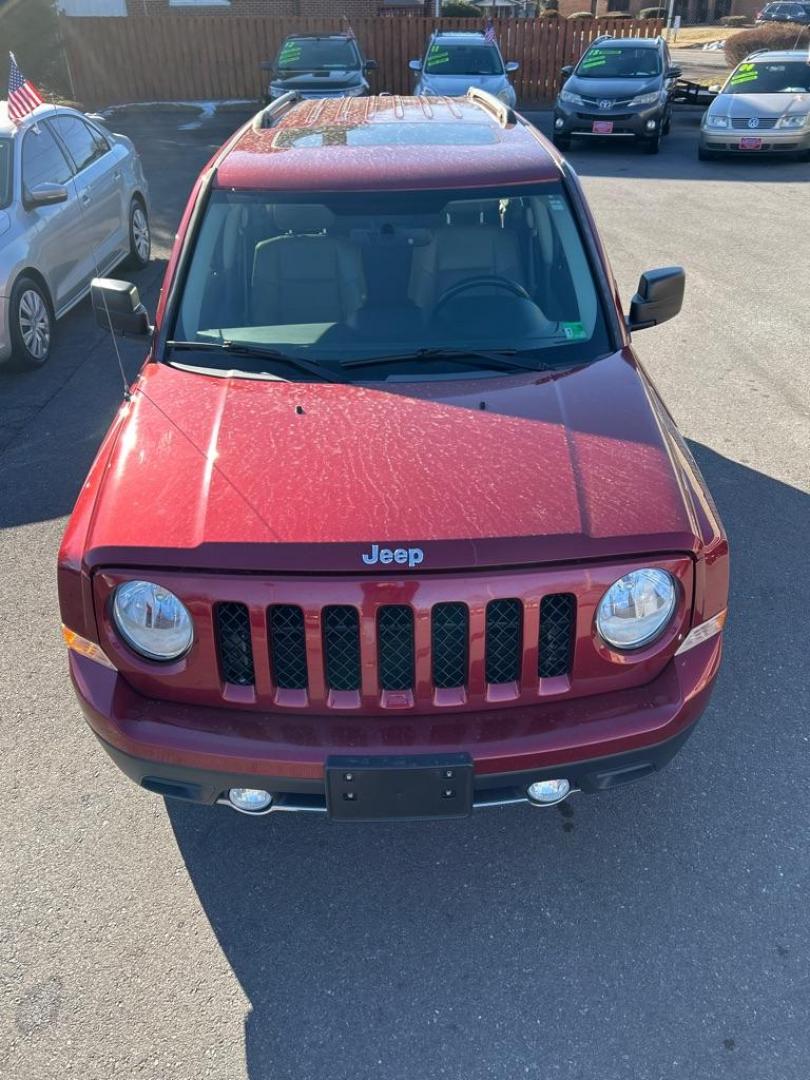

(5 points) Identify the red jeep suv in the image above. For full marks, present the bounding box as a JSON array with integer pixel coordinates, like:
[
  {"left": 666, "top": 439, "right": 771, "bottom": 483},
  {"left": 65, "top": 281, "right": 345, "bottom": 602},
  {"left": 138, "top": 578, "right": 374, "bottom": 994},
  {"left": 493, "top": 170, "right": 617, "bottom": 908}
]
[{"left": 59, "top": 91, "right": 728, "bottom": 821}]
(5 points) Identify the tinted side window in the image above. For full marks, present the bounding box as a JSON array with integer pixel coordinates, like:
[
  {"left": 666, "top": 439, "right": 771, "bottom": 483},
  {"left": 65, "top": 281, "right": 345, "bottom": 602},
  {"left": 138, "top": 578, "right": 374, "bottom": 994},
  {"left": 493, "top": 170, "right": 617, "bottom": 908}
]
[
  {"left": 22, "top": 126, "right": 73, "bottom": 191},
  {"left": 51, "top": 115, "right": 109, "bottom": 172}
]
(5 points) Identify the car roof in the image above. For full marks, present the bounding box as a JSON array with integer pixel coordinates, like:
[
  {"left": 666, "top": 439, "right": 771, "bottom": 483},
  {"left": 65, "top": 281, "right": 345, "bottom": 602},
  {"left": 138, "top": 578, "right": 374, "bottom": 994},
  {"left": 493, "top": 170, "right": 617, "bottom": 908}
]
[
  {"left": 281, "top": 32, "right": 357, "bottom": 40},
  {"left": 431, "top": 32, "right": 491, "bottom": 43},
  {"left": 743, "top": 49, "right": 810, "bottom": 59},
  {"left": 0, "top": 101, "right": 63, "bottom": 137},
  {"left": 216, "top": 95, "right": 561, "bottom": 193},
  {"left": 584, "top": 36, "right": 660, "bottom": 48}
]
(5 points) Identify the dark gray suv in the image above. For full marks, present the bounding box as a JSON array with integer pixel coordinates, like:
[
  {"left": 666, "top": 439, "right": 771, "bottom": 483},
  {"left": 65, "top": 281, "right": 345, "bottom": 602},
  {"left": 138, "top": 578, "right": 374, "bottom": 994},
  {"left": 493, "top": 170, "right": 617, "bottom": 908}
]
[
  {"left": 552, "top": 36, "right": 681, "bottom": 155},
  {"left": 261, "top": 33, "right": 377, "bottom": 104}
]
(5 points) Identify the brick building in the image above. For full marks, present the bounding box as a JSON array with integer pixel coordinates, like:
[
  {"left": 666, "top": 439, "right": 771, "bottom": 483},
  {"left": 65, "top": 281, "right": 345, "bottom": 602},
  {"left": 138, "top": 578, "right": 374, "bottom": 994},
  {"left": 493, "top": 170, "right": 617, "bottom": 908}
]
[{"left": 58, "top": 0, "right": 429, "bottom": 14}]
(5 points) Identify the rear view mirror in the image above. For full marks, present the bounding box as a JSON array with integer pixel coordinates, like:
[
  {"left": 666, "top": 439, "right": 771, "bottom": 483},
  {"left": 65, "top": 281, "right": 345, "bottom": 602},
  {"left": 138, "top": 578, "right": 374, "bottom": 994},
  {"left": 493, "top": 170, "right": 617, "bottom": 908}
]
[
  {"left": 409, "top": 59, "right": 422, "bottom": 71},
  {"left": 91, "top": 278, "right": 152, "bottom": 338},
  {"left": 506, "top": 60, "right": 519, "bottom": 73},
  {"left": 628, "top": 267, "right": 685, "bottom": 332},
  {"left": 365, "top": 59, "right": 378, "bottom": 72},
  {"left": 560, "top": 64, "right": 574, "bottom": 78},
  {"left": 26, "top": 182, "right": 69, "bottom": 209}
]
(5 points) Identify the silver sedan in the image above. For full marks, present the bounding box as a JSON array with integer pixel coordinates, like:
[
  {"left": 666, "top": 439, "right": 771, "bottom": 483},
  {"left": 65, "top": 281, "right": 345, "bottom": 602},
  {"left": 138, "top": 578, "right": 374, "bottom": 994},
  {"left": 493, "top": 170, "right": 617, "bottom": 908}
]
[{"left": 0, "top": 102, "right": 150, "bottom": 370}]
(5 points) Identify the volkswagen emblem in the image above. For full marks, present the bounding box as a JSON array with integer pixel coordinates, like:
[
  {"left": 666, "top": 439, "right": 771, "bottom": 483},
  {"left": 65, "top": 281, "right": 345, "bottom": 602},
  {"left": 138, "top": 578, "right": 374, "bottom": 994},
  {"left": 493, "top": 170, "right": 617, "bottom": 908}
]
[
  {"left": 598, "top": 99, "right": 614, "bottom": 110},
  {"left": 748, "top": 117, "right": 760, "bottom": 128}
]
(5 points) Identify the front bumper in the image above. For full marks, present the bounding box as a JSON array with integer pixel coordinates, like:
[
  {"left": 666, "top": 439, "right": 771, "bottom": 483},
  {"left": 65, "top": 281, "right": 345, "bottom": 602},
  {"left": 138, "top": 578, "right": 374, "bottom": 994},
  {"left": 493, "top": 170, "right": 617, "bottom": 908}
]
[
  {"left": 70, "top": 633, "right": 723, "bottom": 810},
  {"left": 554, "top": 101, "right": 665, "bottom": 139},
  {"left": 0, "top": 294, "right": 11, "bottom": 363},
  {"left": 699, "top": 127, "right": 810, "bottom": 153}
]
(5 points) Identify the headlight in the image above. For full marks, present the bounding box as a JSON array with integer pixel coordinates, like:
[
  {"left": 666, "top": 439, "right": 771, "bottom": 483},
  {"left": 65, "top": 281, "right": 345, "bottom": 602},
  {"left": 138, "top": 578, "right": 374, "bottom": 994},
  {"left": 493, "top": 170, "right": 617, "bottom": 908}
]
[
  {"left": 596, "top": 569, "right": 677, "bottom": 650},
  {"left": 112, "top": 580, "right": 193, "bottom": 661},
  {"left": 559, "top": 89, "right": 585, "bottom": 107},
  {"left": 706, "top": 114, "right": 730, "bottom": 129},
  {"left": 776, "top": 113, "right": 809, "bottom": 128},
  {"left": 629, "top": 90, "right": 662, "bottom": 107},
  {"left": 497, "top": 88, "right": 513, "bottom": 104}
]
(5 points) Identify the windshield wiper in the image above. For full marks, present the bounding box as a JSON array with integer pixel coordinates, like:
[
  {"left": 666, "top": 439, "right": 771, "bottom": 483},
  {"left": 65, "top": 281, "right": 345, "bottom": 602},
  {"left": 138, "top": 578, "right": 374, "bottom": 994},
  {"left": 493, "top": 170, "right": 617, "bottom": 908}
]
[
  {"left": 340, "top": 347, "right": 556, "bottom": 373},
  {"left": 165, "top": 340, "right": 341, "bottom": 383}
]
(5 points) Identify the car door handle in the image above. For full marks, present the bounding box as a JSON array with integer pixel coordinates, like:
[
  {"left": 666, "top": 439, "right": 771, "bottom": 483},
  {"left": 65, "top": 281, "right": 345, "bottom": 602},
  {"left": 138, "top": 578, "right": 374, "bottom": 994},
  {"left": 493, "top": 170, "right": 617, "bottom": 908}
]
[
  {"left": 79, "top": 190, "right": 91, "bottom": 205},
  {"left": 113, "top": 170, "right": 121, "bottom": 181}
]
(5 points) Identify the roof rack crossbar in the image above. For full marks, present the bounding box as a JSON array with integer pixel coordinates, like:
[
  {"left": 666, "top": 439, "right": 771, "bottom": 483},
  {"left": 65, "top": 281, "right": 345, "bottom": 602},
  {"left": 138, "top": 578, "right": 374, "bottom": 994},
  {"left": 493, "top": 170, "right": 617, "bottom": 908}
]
[
  {"left": 465, "top": 86, "right": 516, "bottom": 129},
  {"left": 251, "top": 91, "right": 302, "bottom": 131}
]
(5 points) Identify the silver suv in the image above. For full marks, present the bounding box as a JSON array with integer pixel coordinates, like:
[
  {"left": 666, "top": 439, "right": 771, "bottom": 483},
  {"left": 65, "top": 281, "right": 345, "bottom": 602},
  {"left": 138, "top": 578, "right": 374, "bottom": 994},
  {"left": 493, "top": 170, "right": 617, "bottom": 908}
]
[
  {"left": 0, "top": 103, "right": 150, "bottom": 370},
  {"left": 410, "top": 32, "right": 519, "bottom": 107},
  {"left": 699, "top": 50, "right": 810, "bottom": 160}
]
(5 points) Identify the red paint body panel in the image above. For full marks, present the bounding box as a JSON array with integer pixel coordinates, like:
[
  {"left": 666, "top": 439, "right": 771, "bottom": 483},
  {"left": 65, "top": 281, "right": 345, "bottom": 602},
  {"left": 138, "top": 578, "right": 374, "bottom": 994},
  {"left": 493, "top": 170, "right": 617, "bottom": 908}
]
[{"left": 58, "top": 97, "right": 730, "bottom": 804}]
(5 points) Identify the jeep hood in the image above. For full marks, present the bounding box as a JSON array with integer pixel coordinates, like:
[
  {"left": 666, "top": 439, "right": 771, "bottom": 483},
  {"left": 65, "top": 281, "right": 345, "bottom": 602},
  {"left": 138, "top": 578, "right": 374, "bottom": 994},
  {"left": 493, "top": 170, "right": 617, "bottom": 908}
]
[{"left": 84, "top": 352, "right": 699, "bottom": 573}]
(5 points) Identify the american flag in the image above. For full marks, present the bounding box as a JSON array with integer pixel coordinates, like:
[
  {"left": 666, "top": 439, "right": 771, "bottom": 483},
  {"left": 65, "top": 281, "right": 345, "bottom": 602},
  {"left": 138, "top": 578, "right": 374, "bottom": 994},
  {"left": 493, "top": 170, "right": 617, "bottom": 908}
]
[
  {"left": 7, "top": 53, "right": 44, "bottom": 125},
  {"left": 484, "top": 19, "right": 497, "bottom": 43}
]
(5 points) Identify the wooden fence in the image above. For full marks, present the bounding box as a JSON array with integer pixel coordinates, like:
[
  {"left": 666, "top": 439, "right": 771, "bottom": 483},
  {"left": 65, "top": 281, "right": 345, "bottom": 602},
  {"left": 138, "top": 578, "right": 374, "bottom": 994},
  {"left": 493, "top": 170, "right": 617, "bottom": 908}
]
[{"left": 60, "top": 15, "right": 664, "bottom": 109}]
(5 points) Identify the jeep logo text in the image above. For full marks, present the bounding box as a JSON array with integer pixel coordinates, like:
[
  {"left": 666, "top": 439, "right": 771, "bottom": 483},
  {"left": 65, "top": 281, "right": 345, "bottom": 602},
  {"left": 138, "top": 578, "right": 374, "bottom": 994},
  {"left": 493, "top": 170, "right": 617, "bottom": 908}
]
[{"left": 361, "top": 544, "right": 424, "bottom": 568}]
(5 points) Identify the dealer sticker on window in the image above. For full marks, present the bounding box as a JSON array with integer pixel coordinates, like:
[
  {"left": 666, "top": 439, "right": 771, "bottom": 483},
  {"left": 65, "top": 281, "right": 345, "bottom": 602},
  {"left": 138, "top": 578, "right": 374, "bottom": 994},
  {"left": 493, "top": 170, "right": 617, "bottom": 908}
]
[{"left": 561, "top": 321, "right": 587, "bottom": 341}]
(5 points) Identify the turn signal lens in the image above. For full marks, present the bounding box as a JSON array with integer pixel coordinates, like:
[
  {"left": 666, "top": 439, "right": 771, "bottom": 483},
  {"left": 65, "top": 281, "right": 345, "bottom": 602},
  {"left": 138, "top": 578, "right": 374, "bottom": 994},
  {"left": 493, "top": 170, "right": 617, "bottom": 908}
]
[
  {"left": 675, "top": 610, "right": 727, "bottom": 655},
  {"left": 62, "top": 625, "right": 116, "bottom": 669}
]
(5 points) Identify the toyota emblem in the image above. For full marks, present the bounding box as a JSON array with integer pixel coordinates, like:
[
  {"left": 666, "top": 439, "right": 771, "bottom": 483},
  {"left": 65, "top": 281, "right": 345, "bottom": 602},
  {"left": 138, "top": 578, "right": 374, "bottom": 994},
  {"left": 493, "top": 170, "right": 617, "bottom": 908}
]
[{"left": 598, "top": 99, "right": 614, "bottom": 110}]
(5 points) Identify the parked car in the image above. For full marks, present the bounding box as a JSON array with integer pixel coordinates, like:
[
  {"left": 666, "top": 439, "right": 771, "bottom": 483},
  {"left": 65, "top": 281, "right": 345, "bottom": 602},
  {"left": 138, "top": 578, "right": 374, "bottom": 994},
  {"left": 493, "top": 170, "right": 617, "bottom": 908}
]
[
  {"left": 0, "top": 103, "right": 149, "bottom": 371},
  {"left": 261, "top": 32, "right": 376, "bottom": 103},
  {"left": 756, "top": 1, "right": 810, "bottom": 23},
  {"left": 410, "top": 31, "right": 518, "bottom": 107},
  {"left": 60, "top": 90, "right": 728, "bottom": 822},
  {"left": 553, "top": 35, "right": 681, "bottom": 154},
  {"left": 699, "top": 49, "right": 810, "bottom": 159}
]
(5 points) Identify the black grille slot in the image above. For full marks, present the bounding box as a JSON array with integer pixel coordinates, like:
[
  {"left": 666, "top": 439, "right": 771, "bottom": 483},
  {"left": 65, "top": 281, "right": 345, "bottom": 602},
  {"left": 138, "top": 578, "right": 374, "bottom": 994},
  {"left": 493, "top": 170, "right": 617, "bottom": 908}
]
[
  {"left": 485, "top": 599, "right": 523, "bottom": 684},
  {"left": 323, "top": 605, "right": 361, "bottom": 692},
  {"left": 539, "top": 593, "right": 576, "bottom": 678},
  {"left": 215, "top": 602, "right": 254, "bottom": 686},
  {"left": 377, "top": 606, "right": 414, "bottom": 691},
  {"left": 432, "top": 603, "right": 469, "bottom": 689},
  {"left": 268, "top": 605, "right": 308, "bottom": 689}
]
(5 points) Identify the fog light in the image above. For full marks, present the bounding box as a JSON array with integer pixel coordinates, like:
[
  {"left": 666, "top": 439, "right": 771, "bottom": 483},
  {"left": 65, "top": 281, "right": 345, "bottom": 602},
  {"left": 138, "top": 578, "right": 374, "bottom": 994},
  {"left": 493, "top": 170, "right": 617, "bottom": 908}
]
[
  {"left": 646, "top": 119, "right": 657, "bottom": 131},
  {"left": 228, "top": 788, "right": 273, "bottom": 813},
  {"left": 527, "top": 778, "right": 571, "bottom": 805},
  {"left": 555, "top": 117, "right": 564, "bottom": 129}
]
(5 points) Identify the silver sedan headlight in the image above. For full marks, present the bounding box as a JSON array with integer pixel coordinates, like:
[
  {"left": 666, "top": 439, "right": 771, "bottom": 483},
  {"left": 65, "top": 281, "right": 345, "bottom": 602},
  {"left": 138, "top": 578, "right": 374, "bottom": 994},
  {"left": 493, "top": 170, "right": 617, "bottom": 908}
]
[
  {"left": 113, "top": 580, "right": 193, "bottom": 661},
  {"left": 776, "top": 113, "right": 809, "bottom": 128},
  {"left": 596, "top": 569, "right": 677, "bottom": 650},
  {"left": 705, "top": 114, "right": 730, "bottom": 129}
]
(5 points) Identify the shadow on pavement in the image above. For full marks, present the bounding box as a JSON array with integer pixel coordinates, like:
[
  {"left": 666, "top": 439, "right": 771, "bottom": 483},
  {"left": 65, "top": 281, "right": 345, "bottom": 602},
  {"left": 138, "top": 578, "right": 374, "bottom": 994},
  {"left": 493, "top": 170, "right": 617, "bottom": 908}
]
[{"left": 166, "top": 442, "right": 809, "bottom": 1080}]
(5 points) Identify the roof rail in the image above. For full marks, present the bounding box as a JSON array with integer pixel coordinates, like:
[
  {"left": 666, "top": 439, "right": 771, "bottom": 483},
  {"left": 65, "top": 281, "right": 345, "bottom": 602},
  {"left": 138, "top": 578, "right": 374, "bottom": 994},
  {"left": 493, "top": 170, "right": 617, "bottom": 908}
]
[
  {"left": 466, "top": 86, "right": 516, "bottom": 128},
  {"left": 745, "top": 48, "right": 770, "bottom": 58},
  {"left": 591, "top": 33, "right": 613, "bottom": 46},
  {"left": 251, "top": 91, "right": 302, "bottom": 131}
]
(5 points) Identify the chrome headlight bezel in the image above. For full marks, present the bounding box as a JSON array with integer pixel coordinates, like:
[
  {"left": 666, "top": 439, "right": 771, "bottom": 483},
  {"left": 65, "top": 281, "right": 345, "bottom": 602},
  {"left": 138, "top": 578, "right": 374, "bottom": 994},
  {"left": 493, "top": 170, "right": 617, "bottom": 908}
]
[
  {"left": 596, "top": 569, "right": 678, "bottom": 652},
  {"left": 776, "top": 112, "right": 809, "bottom": 129},
  {"left": 112, "top": 580, "right": 194, "bottom": 662},
  {"left": 559, "top": 89, "right": 585, "bottom": 107},
  {"left": 705, "top": 114, "right": 730, "bottom": 129},
  {"left": 628, "top": 90, "right": 662, "bottom": 107}
]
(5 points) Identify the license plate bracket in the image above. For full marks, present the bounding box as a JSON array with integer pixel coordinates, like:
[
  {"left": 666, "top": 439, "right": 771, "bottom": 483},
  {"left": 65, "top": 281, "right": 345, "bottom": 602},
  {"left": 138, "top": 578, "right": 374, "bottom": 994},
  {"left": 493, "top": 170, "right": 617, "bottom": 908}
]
[
  {"left": 592, "top": 120, "right": 614, "bottom": 134},
  {"left": 326, "top": 754, "right": 474, "bottom": 821},
  {"left": 739, "top": 137, "right": 763, "bottom": 150}
]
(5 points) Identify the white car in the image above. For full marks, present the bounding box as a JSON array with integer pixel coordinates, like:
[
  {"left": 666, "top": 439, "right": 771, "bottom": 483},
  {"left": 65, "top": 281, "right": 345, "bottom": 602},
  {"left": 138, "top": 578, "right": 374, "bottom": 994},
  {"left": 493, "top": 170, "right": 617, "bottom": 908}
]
[{"left": 0, "top": 102, "right": 150, "bottom": 370}]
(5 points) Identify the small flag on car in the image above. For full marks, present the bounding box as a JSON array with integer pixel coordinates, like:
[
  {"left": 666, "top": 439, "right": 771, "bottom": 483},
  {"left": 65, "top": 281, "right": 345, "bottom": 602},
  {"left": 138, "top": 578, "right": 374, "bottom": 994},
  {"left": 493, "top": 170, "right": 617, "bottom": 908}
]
[
  {"left": 484, "top": 19, "right": 497, "bottom": 43},
  {"left": 7, "top": 52, "right": 44, "bottom": 125}
]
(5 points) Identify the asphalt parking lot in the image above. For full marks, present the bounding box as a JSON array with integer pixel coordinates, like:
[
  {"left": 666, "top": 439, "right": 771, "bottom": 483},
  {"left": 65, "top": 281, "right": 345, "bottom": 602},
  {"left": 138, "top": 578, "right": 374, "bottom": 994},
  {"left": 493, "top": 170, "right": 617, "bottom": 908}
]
[{"left": 2, "top": 105, "right": 809, "bottom": 1080}]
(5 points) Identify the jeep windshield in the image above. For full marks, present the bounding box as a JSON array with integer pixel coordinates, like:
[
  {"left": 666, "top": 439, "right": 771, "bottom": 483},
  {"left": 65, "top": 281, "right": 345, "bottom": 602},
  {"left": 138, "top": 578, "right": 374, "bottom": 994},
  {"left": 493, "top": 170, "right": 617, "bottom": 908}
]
[
  {"left": 577, "top": 46, "right": 661, "bottom": 79},
  {"left": 276, "top": 38, "right": 360, "bottom": 72},
  {"left": 424, "top": 43, "right": 503, "bottom": 75},
  {"left": 0, "top": 138, "right": 11, "bottom": 209},
  {"left": 724, "top": 61, "right": 810, "bottom": 94},
  {"left": 169, "top": 184, "right": 611, "bottom": 380}
]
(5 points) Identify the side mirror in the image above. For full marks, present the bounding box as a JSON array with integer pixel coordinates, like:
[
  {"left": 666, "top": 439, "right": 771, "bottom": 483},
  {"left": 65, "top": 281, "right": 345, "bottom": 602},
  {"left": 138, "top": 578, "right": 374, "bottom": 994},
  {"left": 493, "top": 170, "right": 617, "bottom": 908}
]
[
  {"left": 708, "top": 83, "right": 721, "bottom": 94},
  {"left": 409, "top": 59, "right": 422, "bottom": 71},
  {"left": 364, "top": 59, "right": 378, "bottom": 72},
  {"left": 628, "top": 267, "right": 685, "bottom": 332},
  {"left": 91, "top": 278, "right": 152, "bottom": 338},
  {"left": 505, "top": 60, "right": 520, "bottom": 73},
  {"left": 560, "top": 64, "right": 574, "bottom": 78},
  {"left": 25, "top": 182, "right": 69, "bottom": 209},
  {"left": 667, "top": 66, "right": 682, "bottom": 78}
]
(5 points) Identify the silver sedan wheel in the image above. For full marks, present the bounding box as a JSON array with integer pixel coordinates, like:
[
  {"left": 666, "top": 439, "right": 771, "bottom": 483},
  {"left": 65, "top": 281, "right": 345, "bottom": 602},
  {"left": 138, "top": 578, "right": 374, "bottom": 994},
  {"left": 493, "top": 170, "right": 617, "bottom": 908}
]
[
  {"left": 132, "top": 205, "right": 150, "bottom": 262},
  {"left": 18, "top": 289, "right": 51, "bottom": 360}
]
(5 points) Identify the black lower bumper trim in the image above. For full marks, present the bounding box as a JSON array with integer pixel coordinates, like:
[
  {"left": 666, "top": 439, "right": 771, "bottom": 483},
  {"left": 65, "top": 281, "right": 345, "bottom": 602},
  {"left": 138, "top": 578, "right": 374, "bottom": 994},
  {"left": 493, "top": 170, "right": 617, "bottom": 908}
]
[{"left": 97, "top": 722, "right": 697, "bottom": 813}]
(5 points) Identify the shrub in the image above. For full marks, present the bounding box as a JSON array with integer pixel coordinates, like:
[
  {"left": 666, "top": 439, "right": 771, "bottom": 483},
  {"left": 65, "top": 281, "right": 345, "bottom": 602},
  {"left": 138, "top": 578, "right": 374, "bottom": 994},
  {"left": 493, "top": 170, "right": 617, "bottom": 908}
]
[
  {"left": 718, "top": 14, "right": 748, "bottom": 25},
  {"left": 568, "top": 9, "right": 596, "bottom": 15},
  {"left": 725, "top": 22, "right": 810, "bottom": 64},
  {"left": 0, "top": 0, "right": 70, "bottom": 98},
  {"left": 639, "top": 6, "right": 666, "bottom": 17},
  {"left": 440, "top": 1, "right": 480, "bottom": 14},
  {"left": 605, "top": 10, "right": 634, "bottom": 16}
]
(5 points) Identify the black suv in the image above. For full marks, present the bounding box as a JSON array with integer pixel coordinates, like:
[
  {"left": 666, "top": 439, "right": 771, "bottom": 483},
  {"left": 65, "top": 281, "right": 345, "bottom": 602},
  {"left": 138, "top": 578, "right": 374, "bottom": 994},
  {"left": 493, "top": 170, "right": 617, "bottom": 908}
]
[
  {"left": 756, "top": 2, "right": 810, "bottom": 23},
  {"left": 552, "top": 36, "right": 681, "bottom": 155},
  {"left": 261, "top": 33, "right": 377, "bottom": 104}
]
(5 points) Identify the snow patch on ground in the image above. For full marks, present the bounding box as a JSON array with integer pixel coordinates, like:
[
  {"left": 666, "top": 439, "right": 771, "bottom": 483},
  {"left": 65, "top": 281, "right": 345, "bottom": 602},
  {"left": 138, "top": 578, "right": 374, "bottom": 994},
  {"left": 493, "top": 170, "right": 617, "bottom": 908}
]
[{"left": 101, "top": 99, "right": 253, "bottom": 127}]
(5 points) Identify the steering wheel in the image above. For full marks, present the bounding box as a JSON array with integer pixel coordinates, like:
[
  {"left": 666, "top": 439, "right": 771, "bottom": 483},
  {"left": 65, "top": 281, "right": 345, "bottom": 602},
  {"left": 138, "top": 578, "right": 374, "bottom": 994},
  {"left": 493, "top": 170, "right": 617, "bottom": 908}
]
[{"left": 433, "top": 275, "right": 531, "bottom": 317}]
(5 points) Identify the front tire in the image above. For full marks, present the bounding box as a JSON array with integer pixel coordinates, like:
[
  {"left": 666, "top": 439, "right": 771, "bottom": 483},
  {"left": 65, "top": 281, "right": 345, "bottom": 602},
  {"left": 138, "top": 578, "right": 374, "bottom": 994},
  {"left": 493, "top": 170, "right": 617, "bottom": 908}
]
[
  {"left": 122, "top": 198, "right": 151, "bottom": 271},
  {"left": 6, "top": 276, "right": 53, "bottom": 372},
  {"left": 642, "top": 131, "right": 661, "bottom": 155}
]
